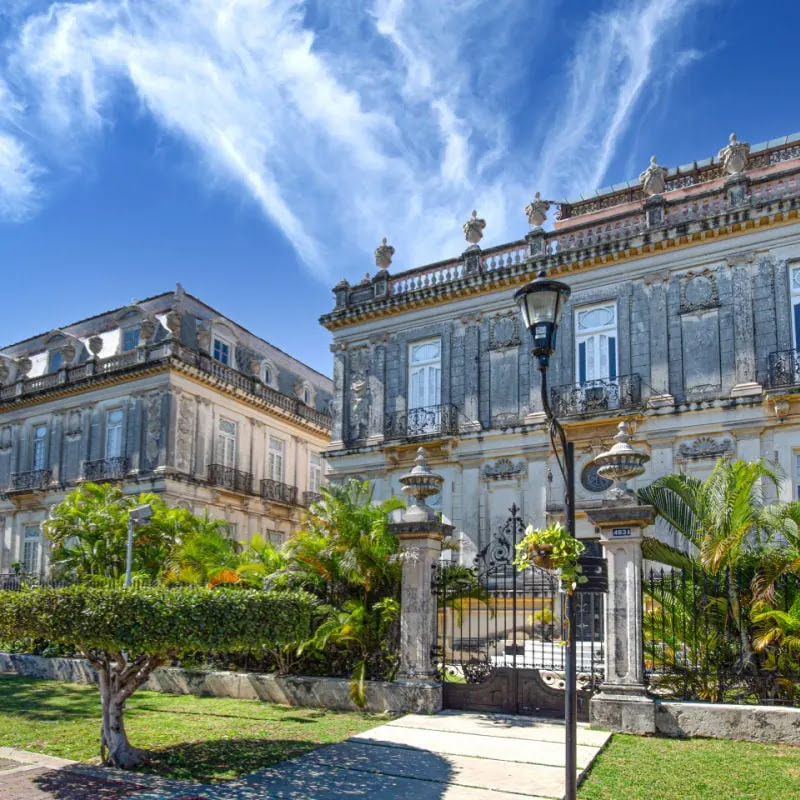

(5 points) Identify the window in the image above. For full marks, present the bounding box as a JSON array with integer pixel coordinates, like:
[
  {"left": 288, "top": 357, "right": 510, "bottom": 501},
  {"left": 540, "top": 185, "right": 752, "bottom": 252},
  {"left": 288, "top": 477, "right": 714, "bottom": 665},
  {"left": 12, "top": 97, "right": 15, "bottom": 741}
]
[
  {"left": 263, "top": 364, "right": 274, "bottom": 386},
  {"left": 122, "top": 328, "right": 140, "bottom": 352},
  {"left": 226, "top": 522, "right": 238, "bottom": 540},
  {"left": 268, "top": 437, "right": 285, "bottom": 482},
  {"left": 575, "top": 303, "right": 617, "bottom": 383},
  {"left": 303, "top": 387, "right": 312, "bottom": 405},
  {"left": 105, "top": 409, "right": 124, "bottom": 459},
  {"left": 48, "top": 350, "right": 64, "bottom": 373},
  {"left": 23, "top": 524, "right": 40, "bottom": 575},
  {"left": 791, "top": 267, "right": 800, "bottom": 350},
  {"left": 408, "top": 339, "right": 441, "bottom": 410},
  {"left": 216, "top": 419, "right": 237, "bottom": 467},
  {"left": 32, "top": 425, "right": 48, "bottom": 470},
  {"left": 309, "top": 453, "right": 322, "bottom": 493},
  {"left": 213, "top": 338, "right": 231, "bottom": 366}
]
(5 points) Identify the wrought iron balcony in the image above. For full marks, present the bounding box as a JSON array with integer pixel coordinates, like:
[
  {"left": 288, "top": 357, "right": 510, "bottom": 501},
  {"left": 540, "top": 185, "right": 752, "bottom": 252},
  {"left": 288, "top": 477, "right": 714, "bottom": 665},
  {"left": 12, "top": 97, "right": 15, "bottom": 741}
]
[
  {"left": 8, "top": 469, "right": 52, "bottom": 494},
  {"left": 83, "top": 457, "right": 129, "bottom": 482},
  {"left": 207, "top": 464, "right": 253, "bottom": 494},
  {"left": 260, "top": 478, "right": 298, "bottom": 505},
  {"left": 303, "top": 490, "right": 323, "bottom": 507},
  {"left": 550, "top": 374, "right": 642, "bottom": 418},
  {"left": 384, "top": 403, "right": 459, "bottom": 441},
  {"left": 768, "top": 348, "right": 800, "bottom": 389}
]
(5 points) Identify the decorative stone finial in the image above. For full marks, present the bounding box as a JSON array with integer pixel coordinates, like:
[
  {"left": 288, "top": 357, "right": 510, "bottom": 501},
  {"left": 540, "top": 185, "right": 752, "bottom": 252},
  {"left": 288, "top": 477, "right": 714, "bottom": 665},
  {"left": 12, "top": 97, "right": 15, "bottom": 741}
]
[
  {"left": 60, "top": 343, "right": 76, "bottom": 365},
  {"left": 166, "top": 308, "right": 182, "bottom": 339},
  {"left": 140, "top": 318, "right": 156, "bottom": 342},
  {"left": 718, "top": 132, "right": 750, "bottom": 176},
  {"left": 374, "top": 237, "right": 394, "bottom": 269},
  {"left": 463, "top": 209, "right": 486, "bottom": 245},
  {"left": 398, "top": 447, "right": 444, "bottom": 522},
  {"left": 88, "top": 335, "right": 103, "bottom": 357},
  {"left": 0, "top": 360, "right": 9, "bottom": 384},
  {"left": 639, "top": 155, "right": 667, "bottom": 197},
  {"left": 593, "top": 421, "right": 651, "bottom": 503},
  {"left": 14, "top": 357, "right": 32, "bottom": 377},
  {"left": 525, "top": 192, "right": 550, "bottom": 228}
]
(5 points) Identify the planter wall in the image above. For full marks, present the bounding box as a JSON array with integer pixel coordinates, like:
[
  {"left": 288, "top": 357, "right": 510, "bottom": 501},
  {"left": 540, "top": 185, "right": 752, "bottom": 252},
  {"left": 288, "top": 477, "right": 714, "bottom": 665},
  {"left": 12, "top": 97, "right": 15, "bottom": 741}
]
[{"left": 0, "top": 652, "right": 441, "bottom": 715}]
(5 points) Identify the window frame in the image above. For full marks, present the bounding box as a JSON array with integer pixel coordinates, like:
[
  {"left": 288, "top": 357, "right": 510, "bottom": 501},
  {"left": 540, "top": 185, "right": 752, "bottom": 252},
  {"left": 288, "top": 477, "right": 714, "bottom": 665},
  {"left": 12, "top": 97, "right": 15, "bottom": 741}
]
[
  {"left": 216, "top": 417, "right": 238, "bottom": 468},
  {"left": 31, "top": 424, "right": 48, "bottom": 471},
  {"left": 48, "top": 349, "right": 64, "bottom": 373},
  {"left": 574, "top": 302, "right": 618, "bottom": 384},
  {"left": 212, "top": 335, "right": 233, "bottom": 366},
  {"left": 105, "top": 408, "right": 125, "bottom": 460},
  {"left": 309, "top": 452, "right": 322, "bottom": 493},
  {"left": 408, "top": 337, "right": 442, "bottom": 411},
  {"left": 268, "top": 436, "right": 285, "bottom": 482},
  {"left": 22, "top": 523, "right": 41, "bottom": 575},
  {"left": 121, "top": 327, "right": 141, "bottom": 352},
  {"left": 790, "top": 266, "right": 800, "bottom": 351},
  {"left": 263, "top": 362, "right": 275, "bottom": 387}
]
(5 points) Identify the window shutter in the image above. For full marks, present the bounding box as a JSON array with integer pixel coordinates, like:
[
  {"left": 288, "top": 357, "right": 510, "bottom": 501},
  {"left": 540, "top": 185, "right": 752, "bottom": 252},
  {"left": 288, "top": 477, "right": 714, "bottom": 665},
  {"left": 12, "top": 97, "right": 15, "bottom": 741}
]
[
  {"left": 609, "top": 336, "right": 617, "bottom": 380},
  {"left": 795, "top": 303, "right": 800, "bottom": 351},
  {"left": 578, "top": 341, "right": 586, "bottom": 383}
]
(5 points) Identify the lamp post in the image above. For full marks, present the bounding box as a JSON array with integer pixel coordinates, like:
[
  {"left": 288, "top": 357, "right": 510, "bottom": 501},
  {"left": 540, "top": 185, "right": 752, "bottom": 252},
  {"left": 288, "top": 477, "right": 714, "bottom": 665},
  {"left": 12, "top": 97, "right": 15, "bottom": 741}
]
[
  {"left": 125, "top": 503, "right": 153, "bottom": 587},
  {"left": 514, "top": 268, "right": 578, "bottom": 800}
]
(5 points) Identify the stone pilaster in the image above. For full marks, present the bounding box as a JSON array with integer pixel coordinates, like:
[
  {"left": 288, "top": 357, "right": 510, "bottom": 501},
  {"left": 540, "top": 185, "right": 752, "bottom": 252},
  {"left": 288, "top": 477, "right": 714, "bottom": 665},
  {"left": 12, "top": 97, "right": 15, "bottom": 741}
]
[
  {"left": 126, "top": 395, "right": 142, "bottom": 475},
  {"left": 367, "top": 335, "right": 386, "bottom": 444},
  {"left": 729, "top": 253, "right": 762, "bottom": 398},
  {"left": 461, "top": 314, "right": 482, "bottom": 431},
  {"left": 587, "top": 503, "right": 656, "bottom": 735},
  {"left": 330, "top": 343, "right": 347, "bottom": 449},
  {"left": 49, "top": 412, "right": 63, "bottom": 486},
  {"left": 646, "top": 273, "right": 674, "bottom": 406}
]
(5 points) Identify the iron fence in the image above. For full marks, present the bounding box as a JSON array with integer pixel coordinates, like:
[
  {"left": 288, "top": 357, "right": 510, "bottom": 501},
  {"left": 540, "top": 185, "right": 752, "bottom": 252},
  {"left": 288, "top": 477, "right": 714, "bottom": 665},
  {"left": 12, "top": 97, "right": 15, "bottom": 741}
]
[
  {"left": 644, "top": 566, "right": 800, "bottom": 705},
  {"left": 385, "top": 403, "right": 459, "bottom": 441},
  {"left": 8, "top": 469, "right": 52, "bottom": 493},
  {"left": 260, "top": 478, "right": 298, "bottom": 505},
  {"left": 207, "top": 464, "right": 253, "bottom": 494}
]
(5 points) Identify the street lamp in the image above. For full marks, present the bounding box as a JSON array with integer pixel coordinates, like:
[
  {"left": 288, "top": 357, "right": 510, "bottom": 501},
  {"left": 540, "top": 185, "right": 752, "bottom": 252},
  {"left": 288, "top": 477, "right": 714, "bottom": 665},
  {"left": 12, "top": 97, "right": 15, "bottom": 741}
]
[
  {"left": 514, "top": 268, "right": 579, "bottom": 800},
  {"left": 125, "top": 503, "right": 153, "bottom": 587}
]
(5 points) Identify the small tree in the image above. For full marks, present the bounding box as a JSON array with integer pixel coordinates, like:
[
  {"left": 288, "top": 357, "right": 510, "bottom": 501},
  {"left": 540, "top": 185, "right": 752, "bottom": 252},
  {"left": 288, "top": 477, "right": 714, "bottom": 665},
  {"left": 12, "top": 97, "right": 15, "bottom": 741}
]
[{"left": 0, "top": 586, "right": 315, "bottom": 768}]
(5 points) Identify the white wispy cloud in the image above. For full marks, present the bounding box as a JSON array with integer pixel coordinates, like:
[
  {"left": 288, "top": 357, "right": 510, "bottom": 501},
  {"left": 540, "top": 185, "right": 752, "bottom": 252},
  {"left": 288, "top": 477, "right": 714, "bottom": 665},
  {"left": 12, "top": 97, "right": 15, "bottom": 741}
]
[
  {"left": 0, "top": 78, "right": 40, "bottom": 221},
  {"left": 0, "top": 0, "right": 705, "bottom": 275}
]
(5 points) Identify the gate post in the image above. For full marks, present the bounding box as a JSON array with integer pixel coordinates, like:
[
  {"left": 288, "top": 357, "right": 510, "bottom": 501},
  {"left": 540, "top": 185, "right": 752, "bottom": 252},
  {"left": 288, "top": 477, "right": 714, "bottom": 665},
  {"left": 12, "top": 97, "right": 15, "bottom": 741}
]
[
  {"left": 586, "top": 503, "right": 656, "bottom": 734},
  {"left": 388, "top": 448, "right": 453, "bottom": 712}
]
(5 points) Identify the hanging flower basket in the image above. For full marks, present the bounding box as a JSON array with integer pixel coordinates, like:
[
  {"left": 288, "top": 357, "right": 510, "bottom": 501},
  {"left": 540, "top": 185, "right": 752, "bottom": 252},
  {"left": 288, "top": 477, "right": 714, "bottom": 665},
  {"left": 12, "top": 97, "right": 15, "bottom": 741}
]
[
  {"left": 514, "top": 522, "right": 587, "bottom": 595},
  {"left": 531, "top": 545, "right": 555, "bottom": 570}
]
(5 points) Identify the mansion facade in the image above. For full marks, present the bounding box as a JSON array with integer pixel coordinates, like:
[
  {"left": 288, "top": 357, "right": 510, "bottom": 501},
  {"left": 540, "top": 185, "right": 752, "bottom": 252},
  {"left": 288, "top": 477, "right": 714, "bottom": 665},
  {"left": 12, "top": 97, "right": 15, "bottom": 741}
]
[
  {"left": 0, "top": 286, "right": 332, "bottom": 578},
  {"left": 321, "top": 131, "right": 800, "bottom": 562}
]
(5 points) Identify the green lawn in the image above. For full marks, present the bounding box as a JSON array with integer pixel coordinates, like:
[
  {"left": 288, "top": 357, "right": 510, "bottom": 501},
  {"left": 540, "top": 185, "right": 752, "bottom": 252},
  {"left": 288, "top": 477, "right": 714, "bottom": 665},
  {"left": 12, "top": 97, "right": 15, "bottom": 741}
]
[
  {"left": 579, "top": 733, "right": 800, "bottom": 800},
  {"left": 0, "top": 675, "right": 385, "bottom": 782}
]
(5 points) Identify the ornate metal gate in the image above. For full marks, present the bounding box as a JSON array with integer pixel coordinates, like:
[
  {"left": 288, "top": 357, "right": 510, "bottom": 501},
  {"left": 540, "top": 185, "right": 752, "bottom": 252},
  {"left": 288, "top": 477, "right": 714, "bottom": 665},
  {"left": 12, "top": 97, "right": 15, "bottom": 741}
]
[{"left": 434, "top": 505, "right": 605, "bottom": 719}]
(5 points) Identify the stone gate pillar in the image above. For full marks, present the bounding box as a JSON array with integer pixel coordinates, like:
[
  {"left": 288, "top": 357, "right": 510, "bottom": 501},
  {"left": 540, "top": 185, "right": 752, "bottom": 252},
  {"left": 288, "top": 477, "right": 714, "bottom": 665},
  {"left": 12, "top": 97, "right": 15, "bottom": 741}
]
[
  {"left": 587, "top": 503, "right": 656, "bottom": 734},
  {"left": 388, "top": 448, "right": 452, "bottom": 713}
]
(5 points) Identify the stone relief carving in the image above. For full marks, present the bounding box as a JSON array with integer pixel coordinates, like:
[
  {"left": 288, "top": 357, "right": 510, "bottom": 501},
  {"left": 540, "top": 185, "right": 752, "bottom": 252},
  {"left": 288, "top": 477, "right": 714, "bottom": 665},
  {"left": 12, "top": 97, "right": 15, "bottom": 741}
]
[
  {"left": 680, "top": 270, "right": 719, "bottom": 313},
  {"left": 348, "top": 347, "right": 370, "bottom": 442},
  {"left": 65, "top": 410, "right": 82, "bottom": 439},
  {"left": 488, "top": 312, "right": 520, "bottom": 350},
  {"left": 639, "top": 155, "right": 668, "bottom": 197},
  {"left": 175, "top": 395, "right": 194, "bottom": 472},
  {"left": 491, "top": 412, "right": 521, "bottom": 430},
  {"left": 145, "top": 393, "right": 162, "bottom": 467},
  {"left": 718, "top": 133, "right": 750, "bottom": 176},
  {"left": 463, "top": 209, "right": 486, "bottom": 244},
  {"left": 374, "top": 237, "right": 394, "bottom": 269},
  {"left": 677, "top": 436, "right": 734, "bottom": 461},
  {"left": 482, "top": 458, "right": 526, "bottom": 480},
  {"left": 525, "top": 192, "right": 549, "bottom": 228}
]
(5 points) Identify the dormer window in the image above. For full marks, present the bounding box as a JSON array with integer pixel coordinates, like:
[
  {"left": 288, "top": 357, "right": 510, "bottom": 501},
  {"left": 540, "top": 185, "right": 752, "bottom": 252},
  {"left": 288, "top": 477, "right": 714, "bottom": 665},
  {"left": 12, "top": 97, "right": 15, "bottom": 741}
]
[
  {"left": 303, "top": 387, "right": 312, "bottom": 405},
  {"left": 263, "top": 363, "right": 275, "bottom": 386},
  {"left": 122, "top": 328, "right": 140, "bottom": 352},
  {"left": 48, "top": 350, "right": 64, "bottom": 373},
  {"left": 213, "top": 337, "right": 231, "bottom": 366}
]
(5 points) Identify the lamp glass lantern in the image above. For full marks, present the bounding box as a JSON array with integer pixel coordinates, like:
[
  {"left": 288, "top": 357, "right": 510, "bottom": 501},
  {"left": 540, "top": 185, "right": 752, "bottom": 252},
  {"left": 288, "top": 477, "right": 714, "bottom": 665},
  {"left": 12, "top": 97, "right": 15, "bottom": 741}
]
[{"left": 514, "top": 272, "right": 572, "bottom": 364}]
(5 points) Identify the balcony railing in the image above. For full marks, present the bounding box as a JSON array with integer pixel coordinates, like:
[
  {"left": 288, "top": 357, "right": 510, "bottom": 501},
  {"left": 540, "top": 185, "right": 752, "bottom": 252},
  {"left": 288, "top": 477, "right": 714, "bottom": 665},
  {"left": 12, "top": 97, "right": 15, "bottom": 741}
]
[
  {"left": 8, "top": 469, "right": 52, "bottom": 493},
  {"left": 207, "top": 464, "right": 253, "bottom": 494},
  {"left": 384, "top": 403, "right": 459, "bottom": 441},
  {"left": 550, "top": 374, "right": 642, "bottom": 418},
  {"left": 768, "top": 348, "right": 800, "bottom": 389},
  {"left": 83, "top": 457, "right": 129, "bottom": 482},
  {"left": 260, "top": 479, "right": 298, "bottom": 505},
  {"left": 303, "top": 490, "right": 323, "bottom": 507}
]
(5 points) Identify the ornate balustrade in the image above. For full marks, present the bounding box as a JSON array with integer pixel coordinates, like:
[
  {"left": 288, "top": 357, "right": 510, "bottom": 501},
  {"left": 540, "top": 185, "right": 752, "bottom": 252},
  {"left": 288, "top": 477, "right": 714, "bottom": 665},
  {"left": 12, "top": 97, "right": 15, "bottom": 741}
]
[
  {"left": 8, "top": 469, "right": 52, "bottom": 493},
  {"left": 303, "top": 490, "right": 323, "bottom": 507},
  {"left": 83, "top": 457, "right": 129, "bottom": 481},
  {"left": 768, "top": 348, "right": 800, "bottom": 389},
  {"left": 550, "top": 375, "right": 642, "bottom": 418},
  {"left": 260, "top": 478, "right": 298, "bottom": 505},
  {"left": 207, "top": 464, "right": 253, "bottom": 494},
  {"left": 384, "top": 403, "right": 459, "bottom": 441}
]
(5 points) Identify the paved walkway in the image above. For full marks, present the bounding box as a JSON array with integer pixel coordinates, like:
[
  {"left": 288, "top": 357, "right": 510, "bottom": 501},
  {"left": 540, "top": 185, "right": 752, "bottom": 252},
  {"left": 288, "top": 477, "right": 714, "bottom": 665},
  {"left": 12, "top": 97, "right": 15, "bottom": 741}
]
[{"left": 0, "top": 712, "right": 610, "bottom": 799}]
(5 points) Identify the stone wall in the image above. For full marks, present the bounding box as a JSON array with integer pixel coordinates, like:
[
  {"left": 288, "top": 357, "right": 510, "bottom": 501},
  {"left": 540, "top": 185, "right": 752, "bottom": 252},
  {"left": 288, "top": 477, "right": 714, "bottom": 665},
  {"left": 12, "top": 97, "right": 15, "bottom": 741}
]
[{"left": 0, "top": 652, "right": 442, "bottom": 714}]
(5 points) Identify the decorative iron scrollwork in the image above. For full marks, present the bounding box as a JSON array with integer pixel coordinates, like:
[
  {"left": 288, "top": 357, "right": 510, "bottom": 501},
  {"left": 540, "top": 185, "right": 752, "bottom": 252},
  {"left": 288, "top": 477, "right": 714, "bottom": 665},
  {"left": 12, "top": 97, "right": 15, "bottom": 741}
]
[
  {"left": 463, "top": 658, "right": 496, "bottom": 684},
  {"left": 475, "top": 503, "right": 526, "bottom": 571},
  {"left": 550, "top": 374, "right": 642, "bottom": 418}
]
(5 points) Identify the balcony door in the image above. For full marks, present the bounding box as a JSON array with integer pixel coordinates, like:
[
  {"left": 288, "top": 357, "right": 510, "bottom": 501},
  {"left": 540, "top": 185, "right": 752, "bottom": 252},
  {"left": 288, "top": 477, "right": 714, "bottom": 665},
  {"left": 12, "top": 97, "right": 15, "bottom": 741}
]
[
  {"left": 408, "top": 339, "right": 441, "bottom": 434},
  {"left": 216, "top": 419, "right": 237, "bottom": 469},
  {"left": 575, "top": 303, "right": 617, "bottom": 384}
]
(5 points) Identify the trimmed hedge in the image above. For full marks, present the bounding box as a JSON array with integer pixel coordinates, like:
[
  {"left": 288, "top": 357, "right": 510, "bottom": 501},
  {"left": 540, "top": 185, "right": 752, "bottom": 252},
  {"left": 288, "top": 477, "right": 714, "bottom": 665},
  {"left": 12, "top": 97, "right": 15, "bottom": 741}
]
[{"left": 0, "top": 586, "right": 317, "bottom": 655}]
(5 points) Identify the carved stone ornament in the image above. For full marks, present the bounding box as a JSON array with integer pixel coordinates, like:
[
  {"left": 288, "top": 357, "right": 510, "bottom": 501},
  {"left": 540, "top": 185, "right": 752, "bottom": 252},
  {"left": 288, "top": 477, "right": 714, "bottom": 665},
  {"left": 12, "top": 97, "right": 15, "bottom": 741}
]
[
  {"left": 718, "top": 132, "right": 750, "bottom": 176},
  {"left": 374, "top": 237, "right": 394, "bottom": 269},
  {"left": 348, "top": 347, "right": 370, "bottom": 442},
  {"left": 166, "top": 309, "right": 182, "bottom": 338},
  {"left": 145, "top": 393, "right": 162, "bottom": 467},
  {"left": 249, "top": 357, "right": 262, "bottom": 377},
  {"left": 0, "top": 425, "right": 11, "bottom": 450},
  {"left": 0, "top": 360, "right": 8, "bottom": 384},
  {"left": 175, "top": 395, "right": 194, "bottom": 473},
  {"left": 677, "top": 436, "right": 734, "bottom": 461},
  {"left": 88, "top": 335, "right": 103, "bottom": 357},
  {"left": 65, "top": 410, "right": 82, "bottom": 439},
  {"left": 525, "top": 192, "right": 550, "bottom": 228},
  {"left": 680, "top": 270, "right": 719, "bottom": 313},
  {"left": 488, "top": 312, "right": 520, "bottom": 350},
  {"left": 14, "top": 357, "right": 32, "bottom": 377},
  {"left": 639, "top": 155, "right": 668, "bottom": 197},
  {"left": 463, "top": 209, "right": 486, "bottom": 245},
  {"left": 196, "top": 327, "right": 211, "bottom": 353},
  {"left": 139, "top": 318, "right": 156, "bottom": 342},
  {"left": 482, "top": 458, "right": 526, "bottom": 480},
  {"left": 60, "top": 343, "right": 76, "bottom": 365}
]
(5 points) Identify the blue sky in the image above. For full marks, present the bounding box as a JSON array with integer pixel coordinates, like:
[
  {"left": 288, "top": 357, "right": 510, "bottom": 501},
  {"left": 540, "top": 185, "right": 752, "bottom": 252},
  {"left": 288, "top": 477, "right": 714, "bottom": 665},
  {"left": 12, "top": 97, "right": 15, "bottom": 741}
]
[{"left": 0, "top": 0, "right": 798, "bottom": 376}]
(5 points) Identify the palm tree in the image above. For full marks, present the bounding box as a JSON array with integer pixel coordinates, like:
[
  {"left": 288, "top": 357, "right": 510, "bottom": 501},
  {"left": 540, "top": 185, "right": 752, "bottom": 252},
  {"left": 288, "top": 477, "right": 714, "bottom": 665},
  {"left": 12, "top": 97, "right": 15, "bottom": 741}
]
[{"left": 753, "top": 501, "right": 800, "bottom": 603}]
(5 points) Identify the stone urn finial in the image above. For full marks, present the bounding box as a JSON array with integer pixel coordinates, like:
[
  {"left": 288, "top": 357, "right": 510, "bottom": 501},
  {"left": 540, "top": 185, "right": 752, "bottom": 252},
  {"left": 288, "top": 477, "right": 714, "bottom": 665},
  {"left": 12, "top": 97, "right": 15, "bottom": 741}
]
[
  {"left": 593, "top": 421, "right": 650, "bottom": 503},
  {"left": 166, "top": 308, "right": 182, "bottom": 339},
  {"left": 398, "top": 447, "right": 444, "bottom": 522},
  {"left": 718, "top": 132, "right": 750, "bottom": 176},
  {"left": 88, "top": 335, "right": 103, "bottom": 357},
  {"left": 14, "top": 356, "right": 32, "bottom": 377},
  {"left": 139, "top": 318, "right": 156, "bottom": 343},
  {"left": 639, "top": 155, "right": 667, "bottom": 197},
  {"left": 463, "top": 209, "right": 486, "bottom": 245},
  {"left": 0, "top": 360, "right": 9, "bottom": 385},
  {"left": 60, "top": 342, "right": 76, "bottom": 365},
  {"left": 525, "top": 192, "right": 550, "bottom": 228},
  {"left": 196, "top": 326, "right": 211, "bottom": 354},
  {"left": 374, "top": 237, "right": 394, "bottom": 269}
]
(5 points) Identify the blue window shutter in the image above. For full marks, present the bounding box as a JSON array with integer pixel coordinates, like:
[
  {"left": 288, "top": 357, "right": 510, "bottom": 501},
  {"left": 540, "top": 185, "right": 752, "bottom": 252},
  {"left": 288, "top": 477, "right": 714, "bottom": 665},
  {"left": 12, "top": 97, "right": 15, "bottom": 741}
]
[
  {"left": 609, "top": 337, "right": 617, "bottom": 379},
  {"left": 794, "top": 304, "right": 800, "bottom": 351},
  {"left": 578, "top": 342, "right": 586, "bottom": 383}
]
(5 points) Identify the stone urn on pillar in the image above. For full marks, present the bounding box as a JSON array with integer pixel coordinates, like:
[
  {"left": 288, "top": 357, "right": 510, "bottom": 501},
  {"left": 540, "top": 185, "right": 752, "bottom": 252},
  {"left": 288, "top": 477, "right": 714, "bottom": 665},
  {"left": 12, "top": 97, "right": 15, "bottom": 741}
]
[
  {"left": 587, "top": 422, "right": 657, "bottom": 734},
  {"left": 388, "top": 447, "right": 453, "bottom": 712}
]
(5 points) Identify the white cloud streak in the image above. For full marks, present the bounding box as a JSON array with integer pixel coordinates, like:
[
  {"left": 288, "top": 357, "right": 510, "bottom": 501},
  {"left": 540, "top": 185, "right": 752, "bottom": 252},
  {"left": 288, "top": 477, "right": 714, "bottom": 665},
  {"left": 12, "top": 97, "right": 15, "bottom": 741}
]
[{"left": 0, "top": 0, "right": 704, "bottom": 273}]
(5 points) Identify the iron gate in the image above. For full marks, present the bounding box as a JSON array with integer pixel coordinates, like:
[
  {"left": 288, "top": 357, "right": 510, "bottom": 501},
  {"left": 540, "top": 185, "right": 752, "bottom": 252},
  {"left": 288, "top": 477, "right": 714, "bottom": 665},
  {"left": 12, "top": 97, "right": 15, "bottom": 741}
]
[{"left": 434, "top": 505, "right": 605, "bottom": 719}]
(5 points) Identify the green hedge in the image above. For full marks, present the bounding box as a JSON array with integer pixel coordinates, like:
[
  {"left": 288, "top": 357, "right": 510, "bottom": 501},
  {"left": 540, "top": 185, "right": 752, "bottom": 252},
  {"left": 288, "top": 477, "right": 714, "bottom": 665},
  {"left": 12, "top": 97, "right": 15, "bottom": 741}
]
[{"left": 0, "top": 586, "right": 316, "bottom": 655}]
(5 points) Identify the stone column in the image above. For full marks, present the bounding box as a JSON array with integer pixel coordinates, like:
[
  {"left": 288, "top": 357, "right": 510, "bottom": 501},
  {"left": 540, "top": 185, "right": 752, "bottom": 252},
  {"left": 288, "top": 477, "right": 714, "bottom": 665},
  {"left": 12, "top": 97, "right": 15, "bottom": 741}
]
[
  {"left": 367, "top": 335, "right": 386, "bottom": 445},
  {"left": 587, "top": 503, "right": 656, "bottom": 734},
  {"left": 49, "top": 412, "right": 63, "bottom": 487},
  {"left": 330, "top": 343, "right": 347, "bottom": 449}
]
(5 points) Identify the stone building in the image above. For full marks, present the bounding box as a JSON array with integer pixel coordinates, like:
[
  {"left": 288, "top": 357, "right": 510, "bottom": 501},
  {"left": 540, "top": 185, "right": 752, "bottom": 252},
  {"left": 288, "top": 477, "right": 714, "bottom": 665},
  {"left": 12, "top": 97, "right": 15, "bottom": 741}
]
[
  {"left": 0, "top": 286, "right": 332, "bottom": 577},
  {"left": 321, "top": 131, "right": 800, "bottom": 562}
]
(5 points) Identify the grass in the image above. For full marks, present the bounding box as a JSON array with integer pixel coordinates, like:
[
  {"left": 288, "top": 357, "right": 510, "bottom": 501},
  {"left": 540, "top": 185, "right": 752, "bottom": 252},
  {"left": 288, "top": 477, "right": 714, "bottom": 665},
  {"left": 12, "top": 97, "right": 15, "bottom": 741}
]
[
  {"left": 0, "top": 675, "right": 385, "bottom": 782},
  {"left": 578, "top": 733, "right": 800, "bottom": 800}
]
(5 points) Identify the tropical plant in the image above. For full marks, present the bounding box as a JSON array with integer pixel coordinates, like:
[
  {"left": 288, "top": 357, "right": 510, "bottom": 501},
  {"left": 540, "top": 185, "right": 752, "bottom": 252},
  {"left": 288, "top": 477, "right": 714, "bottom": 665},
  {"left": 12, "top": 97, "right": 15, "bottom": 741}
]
[
  {"left": 435, "top": 562, "right": 490, "bottom": 626},
  {"left": 514, "top": 521, "right": 587, "bottom": 594},
  {"left": 0, "top": 585, "right": 315, "bottom": 768}
]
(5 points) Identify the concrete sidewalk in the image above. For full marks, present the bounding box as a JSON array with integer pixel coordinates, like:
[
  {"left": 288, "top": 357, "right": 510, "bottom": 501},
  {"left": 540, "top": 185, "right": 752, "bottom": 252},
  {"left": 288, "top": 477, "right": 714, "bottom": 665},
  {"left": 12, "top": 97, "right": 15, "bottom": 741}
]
[{"left": 0, "top": 712, "right": 611, "bottom": 799}]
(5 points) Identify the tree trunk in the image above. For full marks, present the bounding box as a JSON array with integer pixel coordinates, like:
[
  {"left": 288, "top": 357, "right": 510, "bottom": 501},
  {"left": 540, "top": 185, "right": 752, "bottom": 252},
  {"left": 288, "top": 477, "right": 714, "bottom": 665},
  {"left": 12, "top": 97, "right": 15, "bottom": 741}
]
[{"left": 726, "top": 569, "right": 757, "bottom": 676}]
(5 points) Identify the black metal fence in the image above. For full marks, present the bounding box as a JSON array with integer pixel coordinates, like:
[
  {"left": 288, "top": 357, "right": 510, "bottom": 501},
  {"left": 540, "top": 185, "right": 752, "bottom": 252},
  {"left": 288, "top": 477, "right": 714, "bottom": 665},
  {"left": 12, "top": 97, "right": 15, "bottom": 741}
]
[
  {"left": 0, "top": 574, "right": 153, "bottom": 591},
  {"left": 644, "top": 566, "right": 800, "bottom": 706}
]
